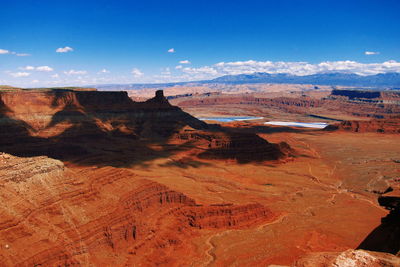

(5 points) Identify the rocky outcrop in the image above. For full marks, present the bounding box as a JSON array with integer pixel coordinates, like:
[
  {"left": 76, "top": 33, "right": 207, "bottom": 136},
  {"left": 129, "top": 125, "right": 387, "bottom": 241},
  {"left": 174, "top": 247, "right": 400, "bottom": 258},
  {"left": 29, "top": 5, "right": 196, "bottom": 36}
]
[
  {"left": 179, "top": 203, "right": 271, "bottom": 229},
  {"left": 0, "top": 152, "right": 64, "bottom": 183},
  {"left": 198, "top": 132, "right": 286, "bottom": 163},
  {"left": 175, "top": 130, "right": 290, "bottom": 163},
  {"left": 294, "top": 249, "right": 400, "bottom": 267}
]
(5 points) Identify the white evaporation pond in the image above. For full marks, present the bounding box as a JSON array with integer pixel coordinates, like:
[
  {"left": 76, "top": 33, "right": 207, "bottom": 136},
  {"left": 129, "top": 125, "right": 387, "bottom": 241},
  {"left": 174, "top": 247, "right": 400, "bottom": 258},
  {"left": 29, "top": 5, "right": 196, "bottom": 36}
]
[
  {"left": 264, "top": 121, "right": 328, "bottom": 128},
  {"left": 198, "top": 116, "right": 264, "bottom": 122}
]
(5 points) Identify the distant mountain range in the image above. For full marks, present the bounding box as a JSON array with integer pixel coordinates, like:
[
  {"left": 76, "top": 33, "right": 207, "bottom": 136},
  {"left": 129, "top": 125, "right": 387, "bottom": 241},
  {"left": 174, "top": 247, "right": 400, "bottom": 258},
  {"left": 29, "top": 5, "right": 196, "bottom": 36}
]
[{"left": 94, "top": 72, "right": 400, "bottom": 90}]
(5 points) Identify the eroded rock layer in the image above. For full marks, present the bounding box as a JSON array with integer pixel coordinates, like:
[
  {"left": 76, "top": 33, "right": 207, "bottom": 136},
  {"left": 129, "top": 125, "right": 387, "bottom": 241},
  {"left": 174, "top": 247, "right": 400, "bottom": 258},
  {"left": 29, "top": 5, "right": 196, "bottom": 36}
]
[{"left": 0, "top": 153, "right": 276, "bottom": 266}]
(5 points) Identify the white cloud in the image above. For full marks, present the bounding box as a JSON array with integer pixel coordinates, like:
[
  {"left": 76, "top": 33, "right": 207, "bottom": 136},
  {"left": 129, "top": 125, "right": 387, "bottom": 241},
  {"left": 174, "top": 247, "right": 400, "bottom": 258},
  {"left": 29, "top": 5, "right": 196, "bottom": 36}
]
[
  {"left": 51, "top": 74, "right": 59, "bottom": 78},
  {"left": 56, "top": 46, "right": 74, "bottom": 53},
  {"left": 0, "top": 49, "right": 30, "bottom": 56},
  {"left": 181, "top": 66, "right": 219, "bottom": 75},
  {"left": 9, "top": 72, "right": 31, "bottom": 78},
  {"left": 178, "top": 66, "right": 219, "bottom": 80},
  {"left": 36, "top": 66, "right": 54, "bottom": 72},
  {"left": 64, "top": 69, "right": 87, "bottom": 75},
  {"left": 160, "top": 67, "right": 171, "bottom": 75},
  {"left": 99, "top": 68, "right": 110, "bottom": 74},
  {"left": 167, "top": 48, "right": 175, "bottom": 53},
  {"left": 131, "top": 68, "right": 144, "bottom": 78},
  {"left": 173, "top": 60, "right": 400, "bottom": 79},
  {"left": 31, "top": 80, "right": 39, "bottom": 83},
  {"left": 20, "top": 66, "right": 35, "bottom": 71},
  {"left": 365, "top": 51, "right": 379, "bottom": 55},
  {"left": 179, "top": 60, "right": 190, "bottom": 64},
  {"left": 19, "top": 65, "right": 54, "bottom": 72}
]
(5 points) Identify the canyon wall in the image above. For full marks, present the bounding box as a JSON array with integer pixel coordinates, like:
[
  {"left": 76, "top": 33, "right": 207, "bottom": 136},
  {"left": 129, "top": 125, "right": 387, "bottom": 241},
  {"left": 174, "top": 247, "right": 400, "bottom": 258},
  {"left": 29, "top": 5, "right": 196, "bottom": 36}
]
[
  {"left": 0, "top": 89, "right": 289, "bottom": 165},
  {"left": 173, "top": 91, "right": 400, "bottom": 119}
]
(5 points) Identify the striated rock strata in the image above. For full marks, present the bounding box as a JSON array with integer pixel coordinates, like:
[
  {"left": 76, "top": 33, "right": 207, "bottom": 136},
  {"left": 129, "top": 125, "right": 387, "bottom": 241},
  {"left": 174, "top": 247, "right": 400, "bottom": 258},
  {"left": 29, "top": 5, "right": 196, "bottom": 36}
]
[
  {"left": 0, "top": 153, "right": 276, "bottom": 266},
  {"left": 174, "top": 90, "right": 400, "bottom": 119}
]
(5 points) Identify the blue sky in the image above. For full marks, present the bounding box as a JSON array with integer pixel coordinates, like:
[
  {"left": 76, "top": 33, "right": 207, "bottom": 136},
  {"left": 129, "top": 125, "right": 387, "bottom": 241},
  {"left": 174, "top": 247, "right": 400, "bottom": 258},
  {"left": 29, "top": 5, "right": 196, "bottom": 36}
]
[{"left": 1, "top": 0, "right": 400, "bottom": 87}]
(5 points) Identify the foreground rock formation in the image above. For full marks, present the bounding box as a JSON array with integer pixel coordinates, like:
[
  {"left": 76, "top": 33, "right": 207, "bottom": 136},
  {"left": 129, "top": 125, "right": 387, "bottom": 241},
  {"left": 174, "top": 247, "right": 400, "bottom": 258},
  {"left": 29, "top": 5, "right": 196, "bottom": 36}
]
[
  {"left": 0, "top": 152, "right": 277, "bottom": 266},
  {"left": 295, "top": 249, "right": 400, "bottom": 267}
]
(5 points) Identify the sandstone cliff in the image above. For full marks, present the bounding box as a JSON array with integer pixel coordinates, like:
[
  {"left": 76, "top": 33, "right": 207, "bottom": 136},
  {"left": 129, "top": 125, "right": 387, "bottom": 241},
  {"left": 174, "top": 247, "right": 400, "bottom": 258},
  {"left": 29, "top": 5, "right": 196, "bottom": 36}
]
[{"left": 0, "top": 152, "right": 277, "bottom": 266}]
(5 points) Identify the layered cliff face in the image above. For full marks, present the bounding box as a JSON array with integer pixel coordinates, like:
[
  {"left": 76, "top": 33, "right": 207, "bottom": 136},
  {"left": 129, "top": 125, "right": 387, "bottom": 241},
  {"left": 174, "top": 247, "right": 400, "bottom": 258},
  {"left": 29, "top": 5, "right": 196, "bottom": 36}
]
[
  {"left": 0, "top": 89, "right": 206, "bottom": 140},
  {"left": 0, "top": 152, "right": 277, "bottom": 266},
  {"left": 326, "top": 119, "right": 400, "bottom": 134},
  {"left": 0, "top": 89, "right": 290, "bottom": 165}
]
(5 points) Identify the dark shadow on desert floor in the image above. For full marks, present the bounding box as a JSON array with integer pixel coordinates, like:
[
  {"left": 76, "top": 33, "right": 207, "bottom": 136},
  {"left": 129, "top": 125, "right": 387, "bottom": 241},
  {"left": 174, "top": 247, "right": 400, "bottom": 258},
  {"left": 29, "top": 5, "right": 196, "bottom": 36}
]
[{"left": 357, "top": 196, "right": 400, "bottom": 255}]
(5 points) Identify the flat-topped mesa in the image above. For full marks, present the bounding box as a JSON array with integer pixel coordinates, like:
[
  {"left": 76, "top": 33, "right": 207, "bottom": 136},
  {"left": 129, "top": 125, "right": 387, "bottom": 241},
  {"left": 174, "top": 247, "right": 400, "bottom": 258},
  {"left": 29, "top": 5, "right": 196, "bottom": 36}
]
[
  {"left": 0, "top": 89, "right": 207, "bottom": 138},
  {"left": 330, "top": 89, "right": 400, "bottom": 103}
]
